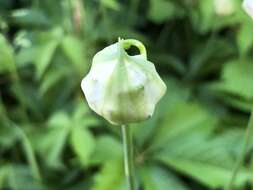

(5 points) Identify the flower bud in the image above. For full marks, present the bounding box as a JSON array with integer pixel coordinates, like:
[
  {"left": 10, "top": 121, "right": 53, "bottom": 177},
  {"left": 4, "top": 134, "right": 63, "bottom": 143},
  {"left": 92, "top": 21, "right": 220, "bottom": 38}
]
[
  {"left": 81, "top": 39, "right": 166, "bottom": 125},
  {"left": 243, "top": 0, "right": 253, "bottom": 19},
  {"left": 214, "top": 0, "right": 235, "bottom": 16}
]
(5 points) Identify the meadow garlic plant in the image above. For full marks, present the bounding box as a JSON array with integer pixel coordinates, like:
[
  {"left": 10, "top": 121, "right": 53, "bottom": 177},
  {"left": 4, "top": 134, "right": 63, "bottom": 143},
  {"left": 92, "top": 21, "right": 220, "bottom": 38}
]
[{"left": 81, "top": 38, "right": 166, "bottom": 190}]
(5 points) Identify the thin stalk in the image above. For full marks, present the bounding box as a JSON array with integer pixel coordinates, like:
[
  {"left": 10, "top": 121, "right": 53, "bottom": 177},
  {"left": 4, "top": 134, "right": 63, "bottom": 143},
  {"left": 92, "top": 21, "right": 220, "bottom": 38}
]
[
  {"left": 225, "top": 109, "right": 253, "bottom": 190},
  {"left": 121, "top": 125, "right": 135, "bottom": 190},
  {"left": 14, "top": 124, "right": 42, "bottom": 182}
]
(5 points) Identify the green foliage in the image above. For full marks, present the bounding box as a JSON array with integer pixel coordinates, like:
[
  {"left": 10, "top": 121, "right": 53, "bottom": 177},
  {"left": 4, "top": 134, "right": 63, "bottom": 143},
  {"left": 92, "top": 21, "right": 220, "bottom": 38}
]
[
  {"left": 140, "top": 165, "right": 188, "bottom": 190},
  {"left": 0, "top": 0, "right": 253, "bottom": 189},
  {"left": 0, "top": 34, "right": 16, "bottom": 74}
]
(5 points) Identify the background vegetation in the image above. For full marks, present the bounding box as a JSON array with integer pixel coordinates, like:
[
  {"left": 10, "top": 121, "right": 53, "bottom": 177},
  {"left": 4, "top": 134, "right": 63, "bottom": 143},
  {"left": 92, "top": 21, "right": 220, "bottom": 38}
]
[{"left": 0, "top": 0, "right": 253, "bottom": 189}]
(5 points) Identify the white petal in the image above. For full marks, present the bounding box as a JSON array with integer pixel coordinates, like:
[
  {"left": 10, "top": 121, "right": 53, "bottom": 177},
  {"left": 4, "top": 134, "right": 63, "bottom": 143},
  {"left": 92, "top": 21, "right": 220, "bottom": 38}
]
[{"left": 243, "top": 0, "right": 253, "bottom": 19}]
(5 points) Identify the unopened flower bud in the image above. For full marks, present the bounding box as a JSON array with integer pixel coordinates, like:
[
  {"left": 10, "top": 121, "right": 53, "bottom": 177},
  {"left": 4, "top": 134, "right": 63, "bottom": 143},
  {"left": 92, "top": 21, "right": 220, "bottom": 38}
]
[
  {"left": 214, "top": 0, "right": 235, "bottom": 16},
  {"left": 81, "top": 39, "right": 166, "bottom": 125},
  {"left": 243, "top": 0, "right": 253, "bottom": 19}
]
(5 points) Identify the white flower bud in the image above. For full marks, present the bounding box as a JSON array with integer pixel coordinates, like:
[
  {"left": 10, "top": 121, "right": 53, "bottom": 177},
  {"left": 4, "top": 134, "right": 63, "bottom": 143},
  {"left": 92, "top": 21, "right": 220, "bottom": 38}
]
[
  {"left": 243, "top": 0, "right": 253, "bottom": 19},
  {"left": 214, "top": 0, "right": 235, "bottom": 16},
  {"left": 81, "top": 39, "right": 166, "bottom": 125}
]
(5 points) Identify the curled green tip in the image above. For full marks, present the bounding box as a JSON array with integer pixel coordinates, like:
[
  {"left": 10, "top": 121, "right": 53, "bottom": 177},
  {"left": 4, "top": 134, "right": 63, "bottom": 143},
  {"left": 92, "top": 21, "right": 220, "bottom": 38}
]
[{"left": 118, "top": 38, "right": 147, "bottom": 59}]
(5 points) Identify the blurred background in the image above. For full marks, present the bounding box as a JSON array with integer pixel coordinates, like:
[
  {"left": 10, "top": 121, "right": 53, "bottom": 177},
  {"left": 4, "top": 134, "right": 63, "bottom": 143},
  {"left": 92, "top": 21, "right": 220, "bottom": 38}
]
[{"left": 0, "top": 0, "right": 253, "bottom": 189}]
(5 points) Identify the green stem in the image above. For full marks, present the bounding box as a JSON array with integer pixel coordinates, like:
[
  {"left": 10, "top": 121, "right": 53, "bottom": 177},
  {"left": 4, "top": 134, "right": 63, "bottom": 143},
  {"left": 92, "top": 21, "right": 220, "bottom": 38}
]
[
  {"left": 14, "top": 124, "right": 42, "bottom": 181},
  {"left": 225, "top": 109, "right": 253, "bottom": 190},
  {"left": 121, "top": 125, "right": 135, "bottom": 190}
]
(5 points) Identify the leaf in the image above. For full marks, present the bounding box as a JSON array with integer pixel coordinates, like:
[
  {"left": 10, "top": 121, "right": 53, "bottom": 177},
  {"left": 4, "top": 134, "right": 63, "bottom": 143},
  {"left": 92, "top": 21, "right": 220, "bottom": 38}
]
[
  {"left": 31, "top": 112, "right": 71, "bottom": 168},
  {"left": 0, "top": 15, "right": 7, "bottom": 31},
  {"left": 48, "top": 111, "right": 71, "bottom": 128},
  {"left": 210, "top": 92, "right": 253, "bottom": 112},
  {"left": 20, "top": 28, "right": 63, "bottom": 79},
  {"left": 152, "top": 54, "right": 186, "bottom": 75},
  {"left": 215, "top": 59, "right": 253, "bottom": 99},
  {"left": 41, "top": 127, "right": 70, "bottom": 168},
  {"left": 70, "top": 126, "right": 95, "bottom": 166},
  {"left": 152, "top": 115, "right": 251, "bottom": 188},
  {"left": 148, "top": 0, "right": 183, "bottom": 23},
  {"left": 35, "top": 39, "right": 59, "bottom": 79},
  {"left": 61, "top": 35, "right": 88, "bottom": 76},
  {"left": 39, "top": 65, "right": 69, "bottom": 96},
  {"left": 0, "top": 101, "right": 19, "bottom": 148},
  {"left": 141, "top": 99, "right": 253, "bottom": 188},
  {"left": 92, "top": 160, "right": 125, "bottom": 190},
  {"left": 189, "top": 38, "right": 234, "bottom": 78},
  {"left": 11, "top": 9, "right": 50, "bottom": 27},
  {"left": 100, "top": 0, "right": 120, "bottom": 11},
  {"left": 0, "top": 166, "right": 9, "bottom": 188},
  {"left": 149, "top": 102, "right": 216, "bottom": 150},
  {"left": 237, "top": 21, "right": 253, "bottom": 56},
  {"left": 161, "top": 158, "right": 250, "bottom": 188},
  {"left": 72, "top": 100, "right": 99, "bottom": 128},
  {"left": 227, "top": 110, "right": 253, "bottom": 189},
  {"left": 156, "top": 154, "right": 250, "bottom": 189},
  {"left": 15, "top": 125, "right": 41, "bottom": 181},
  {"left": 15, "top": 46, "right": 37, "bottom": 67},
  {"left": 89, "top": 135, "right": 122, "bottom": 165},
  {"left": 0, "top": 34, "right": 16, "bottom": 74},
  {"left": 140, "top": 165, "right": 188, "bottom": 190},
  {"left": 7, "top": 165, "right": 45, "bottom": 190}
]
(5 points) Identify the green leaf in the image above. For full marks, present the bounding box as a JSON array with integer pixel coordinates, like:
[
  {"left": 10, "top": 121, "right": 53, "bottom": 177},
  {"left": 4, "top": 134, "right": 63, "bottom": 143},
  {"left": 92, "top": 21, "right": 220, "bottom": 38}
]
[
  {"left": 237, "top": 21, "right": 253, "bottom": 56},
  {"left": 226, "top": 110, "right": 253, "bottom": 190},
  {"left": 140, "top": 165, "right": 188, "bottom": 190},
  {"left": 0, "top": 34, "right": 16, "bottom": 74},
  {"left": 150, "top": 103, "right": 216, "bottom": 150},
  {"left": 189, "top": 38, "right": 234, "bottom": 78},
  {"left": 148, "top": 0, "right": 182, "bottom": 23},
  {"left": 15, "top": 126, "right": 41, "bottom": 181},
  {"left": 0, "top": 126, "right": 18, "bottom": 150},
  {"left": 7, "top": 165, "right": 45, "bottom": 190},
  {"left": 92, "top": 160, "right": 125, "bottom": 190},
  {"left": 35, "top": 39, "right": 59, "bottom": 79},
  {"left": 48, "top": 111, "right": 71, "bottom": 128},
  {"left": 89, "top": 135, "right": 122, "bottom": 165},
  {"left": 157, "top": 154, "right": 250, "bottom": 189},
  {"left": 31, "top": 112, "right": 71, "bottom": 168},
  {"left": 216, "top": 59, "right": 253, "bottom": 99},
  {"left": 72, "top": 101, "right": 100, "bottom": 129},
  {"left": 100, "top": 0, "right": 120, "bottom": 11},
  {"left": 0, "top": 102, "right": 19, "bottom": 149},
  {"left": 72, "top": 102, "right": 90, "bottom": 121},
  {"left": 0, "top": 166, "right": 9, "bottom": 188},
  {"left": 210, "top": 93, "right": 253, "bottom": 112},
  {"left": 153, "top": 121, "right": 251, "bottom": 188},
  {"left": 190, "top": 0, "right": 211, "bottom": 33},
  {"left": 15, "top": 46, "right": 37, "bottom": 67},
  {"left": 39, "top": 65, "right": 69, "bottom": 96},
  {"left": 70, "top": 126, "right": 95, "bottom": 166},
  {"left": 11, "top": 9, "right": 50, "bottom": 27},
  {"left": 143, "top": 100, "right": 252, "bottom": 188},
  {"left": 19, "top": 28, "right": 63, "bottom": 79},
  {"left": 40, "top": 127, "right": 69, "bottom": 168},
  {"left": 61, "top": 35, "right": 88, "bottom": 76},
  {"left": 0, "top": 16, "right": 7, "bottom": 33}
]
